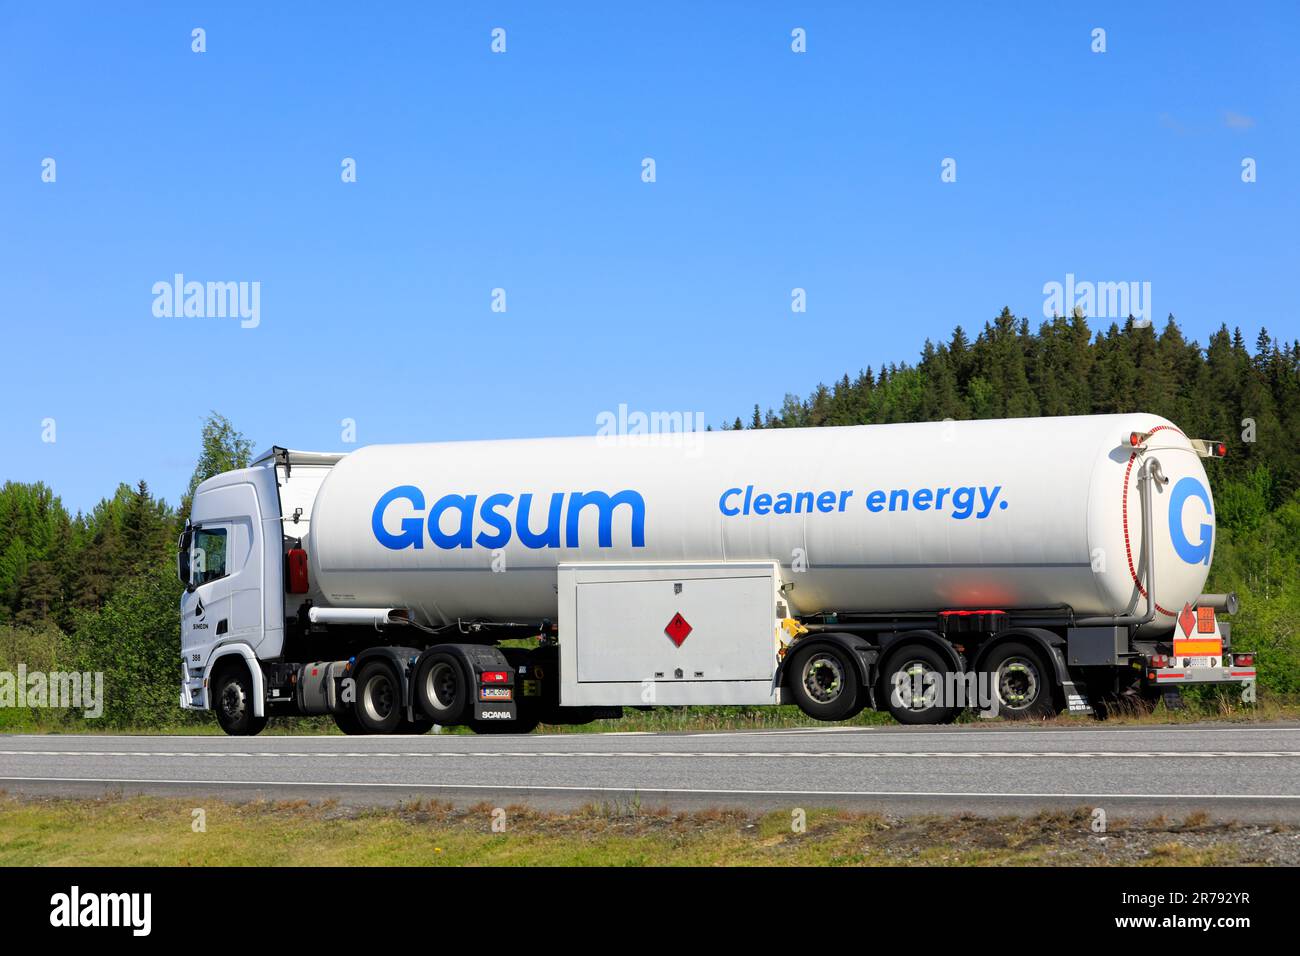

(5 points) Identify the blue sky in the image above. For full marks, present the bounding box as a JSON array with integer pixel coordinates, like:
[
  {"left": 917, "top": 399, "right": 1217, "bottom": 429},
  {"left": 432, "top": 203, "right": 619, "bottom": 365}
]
[{"left": 1, "top": 2, "right": 1296, "bottom": 514}]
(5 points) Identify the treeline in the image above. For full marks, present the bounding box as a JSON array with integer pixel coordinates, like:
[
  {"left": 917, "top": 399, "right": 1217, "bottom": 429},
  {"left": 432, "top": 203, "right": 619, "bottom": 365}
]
[
  {"left": 730, "top": 308, "right": 1300, "bottom": 693},
  {"left": 733, "top": 310, "right": 1298, "bottom": 502},
  {"left": 0, "top": 480, "right": 174, "bottom": 632},
  {"left": 0, "top": 414, "right": 253, "bottom": 727}
]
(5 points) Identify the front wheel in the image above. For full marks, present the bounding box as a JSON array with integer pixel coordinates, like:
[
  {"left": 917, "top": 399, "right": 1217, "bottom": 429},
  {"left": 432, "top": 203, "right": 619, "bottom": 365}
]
[
  {"left": 785, "top": 643, "right": 861, "bottom": 721},
  {"left": 212, "top": 665, "right": 268, "bottom": 736}
]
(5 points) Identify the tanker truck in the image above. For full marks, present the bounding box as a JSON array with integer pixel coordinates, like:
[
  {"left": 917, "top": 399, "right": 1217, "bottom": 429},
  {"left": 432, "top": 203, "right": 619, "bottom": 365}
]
[{"left": 176, "top": 413, "right": 1256, "bottom": 735}]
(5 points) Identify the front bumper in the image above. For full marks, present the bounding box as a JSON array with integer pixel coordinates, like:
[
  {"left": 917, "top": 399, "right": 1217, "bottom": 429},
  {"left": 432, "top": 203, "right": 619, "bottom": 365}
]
[{"left": 180, "top": 671, "right": 206, "bottom": 710}]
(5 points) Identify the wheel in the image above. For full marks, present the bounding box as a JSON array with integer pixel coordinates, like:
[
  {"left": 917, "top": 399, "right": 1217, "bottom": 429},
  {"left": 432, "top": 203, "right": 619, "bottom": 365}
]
[
  {"left": 985, "top": 641, "right": 1060, "bottom": 720},
  {"left": 353, "top": 660, "right": 404, "bottom": 734},
  {"left": 785, "top": 642, "right": 861, "bottom": 721},
  {"left": 413, "top": 652, "right": 470, "bottom": 724},
  {"left": 212, "top": 664, "right": 268, "bottom": 736},
  {"left": 333, "top": 708, "right": 365, "bottom": 735},
  {"left": 398, "top": 716, "right": 436, "bottom": 734},
  {"left": 880, "top": 644, "right": 960, "bottom": 725}
]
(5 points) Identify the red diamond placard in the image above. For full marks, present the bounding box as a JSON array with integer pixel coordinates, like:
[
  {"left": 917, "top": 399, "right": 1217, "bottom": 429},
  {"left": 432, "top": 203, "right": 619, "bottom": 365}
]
[
  {"left": 665, "top": 612, "right": 692, "bottom": 647},
  {"left": 1178, "top": 603, "right": 1196, "bottom": 637}
]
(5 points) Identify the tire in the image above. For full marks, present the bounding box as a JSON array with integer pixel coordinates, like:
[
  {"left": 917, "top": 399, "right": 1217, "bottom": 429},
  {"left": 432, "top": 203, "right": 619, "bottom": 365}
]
[
  {"left": 398, "top": 716, "right": 436, "bottom": 735},
  {"left": 985, "top": 641, "right": 1060, "bottom": 720},
  {"left": 333, "top": 708, "right": 365, "bottom": 735},
  {"left": 353, "top": 660, "right": 404, "bottom": 734},
  {"left": 880, "top": 644, "right": 960, "bottom": 725},
  {"left": 414, "top": 652, "right": 470, "bottom": 725},
  {"left": 212, "top": 662, "right": 268, "bottom": 736},
  {"left": 785, "top": 642, "right": 861, "bottom": 721}
]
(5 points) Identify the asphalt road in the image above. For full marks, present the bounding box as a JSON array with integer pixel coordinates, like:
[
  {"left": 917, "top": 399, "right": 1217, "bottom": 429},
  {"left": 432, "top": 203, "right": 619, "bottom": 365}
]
[{"left": 2, "top": 722, "right": 1299, "bottom": 821}]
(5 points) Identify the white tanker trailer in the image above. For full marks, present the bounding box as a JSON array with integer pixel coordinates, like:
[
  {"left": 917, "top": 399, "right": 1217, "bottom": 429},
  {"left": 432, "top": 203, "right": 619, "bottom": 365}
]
[{"left": 177, "top": 414, "right": 1256, "bottom": 735}]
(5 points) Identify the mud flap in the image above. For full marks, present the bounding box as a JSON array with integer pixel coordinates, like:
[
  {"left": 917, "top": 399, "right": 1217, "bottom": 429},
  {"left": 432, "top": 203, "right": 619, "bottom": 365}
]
[{"left": 473, "top": 702, "right": 517, "bottom": 722}]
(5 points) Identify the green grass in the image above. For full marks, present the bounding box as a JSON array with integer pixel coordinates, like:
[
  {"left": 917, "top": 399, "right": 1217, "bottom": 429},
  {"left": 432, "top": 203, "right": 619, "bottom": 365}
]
[{"left": 0, "top": 794, "right": 1290, "bottom": 866}]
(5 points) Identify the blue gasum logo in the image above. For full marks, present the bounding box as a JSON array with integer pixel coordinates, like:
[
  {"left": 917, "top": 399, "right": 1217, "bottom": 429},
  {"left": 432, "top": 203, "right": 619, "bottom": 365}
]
[
  {"left": 1168, "top": 476, "right": 1213, "bottom": 565},
  {"left": 372, "top": 486, "right": 646, "bottom": 550}
]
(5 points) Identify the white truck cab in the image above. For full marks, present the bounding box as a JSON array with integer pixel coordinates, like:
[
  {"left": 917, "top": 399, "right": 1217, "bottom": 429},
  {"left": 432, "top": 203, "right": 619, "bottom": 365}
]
[{"left": 178, "top": 448, "right": 342, "bottom": 733}]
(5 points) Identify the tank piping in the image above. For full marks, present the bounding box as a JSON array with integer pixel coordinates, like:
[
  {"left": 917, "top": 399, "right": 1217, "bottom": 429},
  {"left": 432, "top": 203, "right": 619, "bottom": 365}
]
[{"left": 1074, "top": 456, "right": 1167, "bottom": 628}]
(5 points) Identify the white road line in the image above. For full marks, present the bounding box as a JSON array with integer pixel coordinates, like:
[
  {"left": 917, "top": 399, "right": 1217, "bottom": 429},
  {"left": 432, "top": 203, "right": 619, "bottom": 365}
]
[
  {"left": 3, "top": 749, "right": 1298, "bottom": 759},
  {"left": 2, "top": 775, "right": 1297, "bottom": 801},
  {"left": 4, "top": 725, "right": 1296, "bottom": 743},
  {"left": 676, "top": 728, "right": 1294, "bottom": 743}
]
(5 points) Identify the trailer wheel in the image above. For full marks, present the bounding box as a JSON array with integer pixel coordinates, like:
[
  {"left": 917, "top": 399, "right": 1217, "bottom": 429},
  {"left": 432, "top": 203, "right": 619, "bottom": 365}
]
[
  {"left": 880, "top": 645, "right": 959, "bottom": 725},
  {"left": 414, "top": 652, "right": 470, "bottom": 724},
  {"left": 212, "top": 662, "right": 268, "bottom": 736},
  {"left": 353, "top": 660, "right": 404, "bottom": 734},
  {"left": 786, "top": 643, "right": 861, "bottom": 721},
  {"left": 986, "top": 642, "right": 1059, "bottom": 720}
]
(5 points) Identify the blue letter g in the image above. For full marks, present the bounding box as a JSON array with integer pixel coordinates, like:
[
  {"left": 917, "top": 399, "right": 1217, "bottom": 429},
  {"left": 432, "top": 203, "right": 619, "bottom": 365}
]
[
  {"left": 373, "top": 485, "right": 426, "bottom": 550},
  {"left": 1168, "top": 477, "right": 1212, "bottom": 566}
]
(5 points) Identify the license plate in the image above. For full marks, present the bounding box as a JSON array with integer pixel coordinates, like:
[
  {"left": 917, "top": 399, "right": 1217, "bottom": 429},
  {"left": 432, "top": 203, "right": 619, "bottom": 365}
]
[
  {"left": 1186, "top": 657, "right": 1212, "bottom": 668},
  {"left": 480, "top": 687, "right": 512, "bottom": 700}
]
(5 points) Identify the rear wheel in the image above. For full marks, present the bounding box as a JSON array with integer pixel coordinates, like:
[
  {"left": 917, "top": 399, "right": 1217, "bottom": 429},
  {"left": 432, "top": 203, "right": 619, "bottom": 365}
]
[
  {"left": 985, "top": 642, "right": 1059, "bottom": 720},
  {"left": 212, "top": 663, "right": 268, "bottom": 736},
  {"left": 880, "top": 644, "right": 960, "bottom": 725},
  {"left": 398, "top": 716, "right": 436, "bottom": 734},
  {"left": 414, "top": 652, "right": 470, "bottom": 724},
  {"left": 786, "top": 642, "right": 861, "bottom": 721},
  {"left": 353, "top": 660, "right": 404, "bottom": 734},
  {"left": 333, "top": 708, "right": 365, "bottom": 735}
]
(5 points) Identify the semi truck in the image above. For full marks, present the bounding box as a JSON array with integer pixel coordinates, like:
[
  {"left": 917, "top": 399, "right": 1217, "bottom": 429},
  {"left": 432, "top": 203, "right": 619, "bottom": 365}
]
[{"left": 177, "top": 413, "right": 1256, "bottom": 736}]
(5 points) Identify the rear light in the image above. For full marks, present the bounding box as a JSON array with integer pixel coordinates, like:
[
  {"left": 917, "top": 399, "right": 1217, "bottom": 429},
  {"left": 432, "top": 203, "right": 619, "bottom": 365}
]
[
  {"left": 1149, "top": 653, "right": 1171, "bottom": 668},
  {"left": 1129, "top": 431, "right": 1144, "bottom": 447},
  {"left": 481, "top": 670, "right": 509, "bottom": 684},
  {"left": 1233, "top": 654, "right": 1254, "bottom": 666},
  {"left": 1190, "top": 438, "right": 1228, "bottom": 459}
]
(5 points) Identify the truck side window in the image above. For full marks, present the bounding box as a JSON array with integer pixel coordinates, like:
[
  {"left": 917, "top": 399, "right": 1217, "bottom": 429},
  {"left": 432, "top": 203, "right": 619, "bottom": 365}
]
[{"left": 192, "top": 527, "right": 228, "bottom": 584}]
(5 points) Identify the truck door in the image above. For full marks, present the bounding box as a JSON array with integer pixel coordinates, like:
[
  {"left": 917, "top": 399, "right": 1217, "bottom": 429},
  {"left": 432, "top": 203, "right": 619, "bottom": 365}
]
[
  {"left": 227, "top": 513, "right": 264, "bottom": 646},
  {"left": 181, "top": 522, "right": 234, "bottom": 666}
]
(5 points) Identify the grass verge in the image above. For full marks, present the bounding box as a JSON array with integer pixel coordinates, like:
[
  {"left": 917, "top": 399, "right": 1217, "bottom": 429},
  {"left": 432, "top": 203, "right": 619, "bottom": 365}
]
[{"left": 0, "top": 793, "right": 1294, "bottom": 866}]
